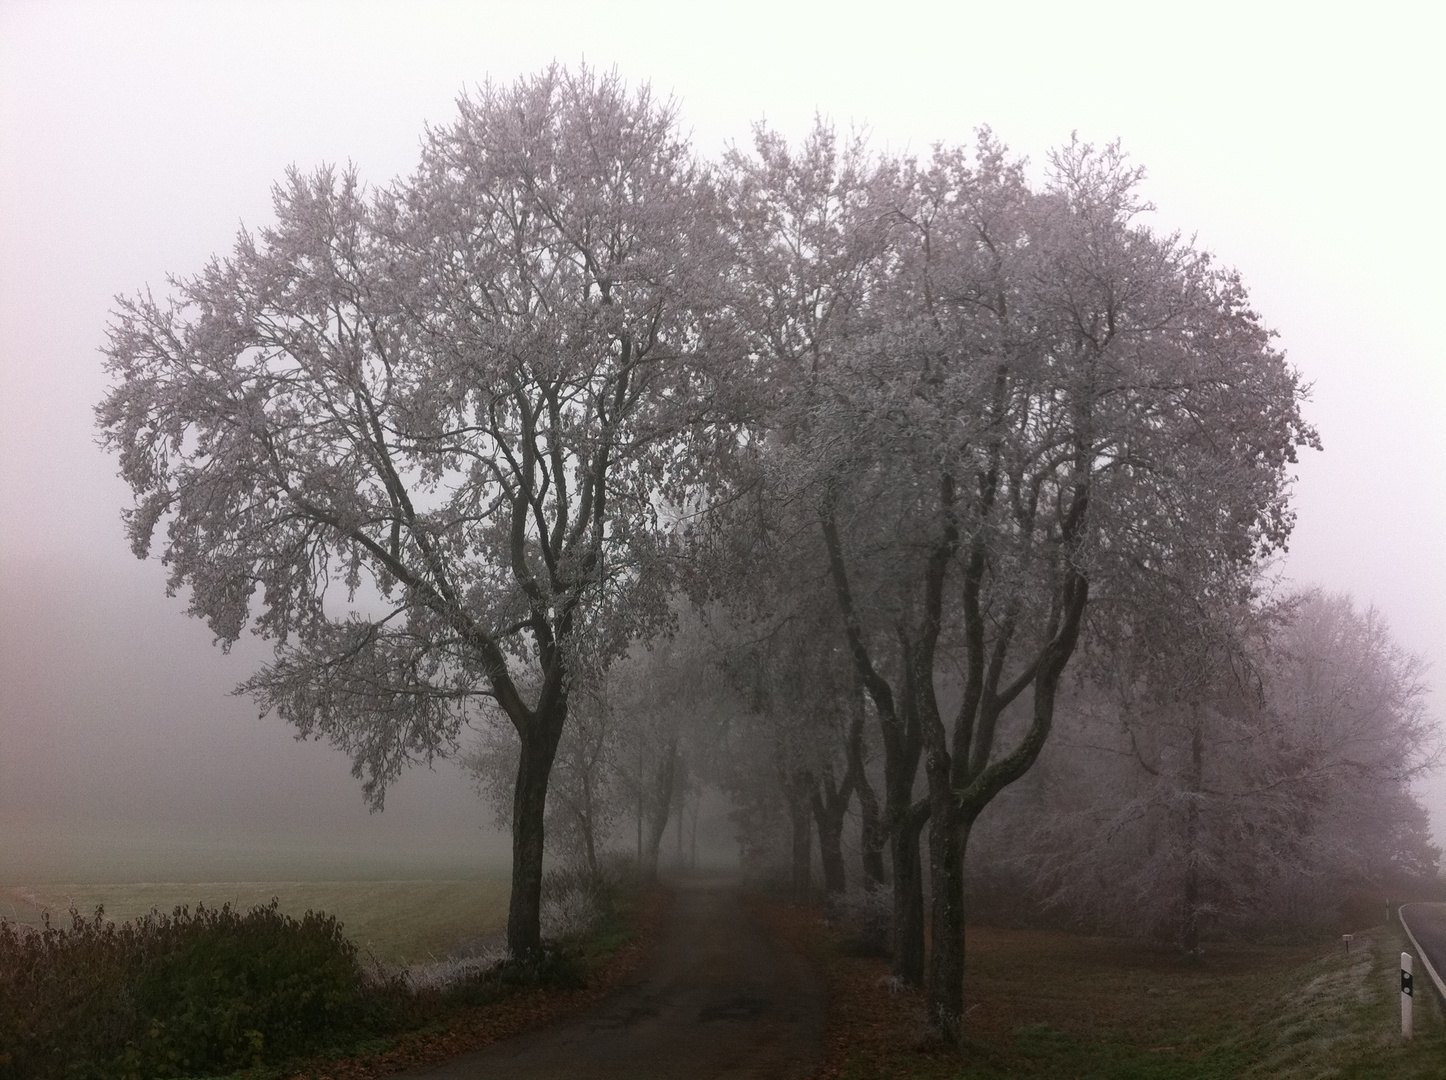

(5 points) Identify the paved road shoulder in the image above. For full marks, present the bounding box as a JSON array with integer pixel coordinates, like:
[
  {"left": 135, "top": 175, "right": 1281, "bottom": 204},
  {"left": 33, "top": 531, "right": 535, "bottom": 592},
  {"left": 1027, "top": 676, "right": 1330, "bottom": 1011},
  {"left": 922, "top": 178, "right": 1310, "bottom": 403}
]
[{"left": 1399, "top": 903, "right": 1446, "bottom": 1001}]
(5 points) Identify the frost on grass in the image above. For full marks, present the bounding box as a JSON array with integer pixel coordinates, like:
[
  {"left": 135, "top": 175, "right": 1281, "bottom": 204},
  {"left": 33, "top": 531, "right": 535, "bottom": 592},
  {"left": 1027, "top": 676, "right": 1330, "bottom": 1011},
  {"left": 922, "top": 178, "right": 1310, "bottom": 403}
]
[
  {"left": 1242, "top": 930, "right": 1382, "bottom": 1078},
  {"left": 540, "top": 887, "right": 601, "bottom": 941},
  {"left": 376, "top": 869, "right": 609, "bottom": 995},
  {"left": 395, "top": 941, "right": 513, "bottom": 994},
  {"left": 538, "top": 866, "right": 611, "bottom": 942}
]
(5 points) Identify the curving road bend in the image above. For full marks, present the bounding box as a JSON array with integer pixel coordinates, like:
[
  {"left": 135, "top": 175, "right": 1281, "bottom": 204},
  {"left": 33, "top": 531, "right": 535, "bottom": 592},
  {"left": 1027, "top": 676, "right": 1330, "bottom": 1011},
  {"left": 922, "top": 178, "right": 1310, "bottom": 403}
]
[
  {"left": 1399, "top": 903, "right": 1446, "bottom": 1000},
  {"left": 392, "top": 876, "right": 823, "bottom": 1080}
]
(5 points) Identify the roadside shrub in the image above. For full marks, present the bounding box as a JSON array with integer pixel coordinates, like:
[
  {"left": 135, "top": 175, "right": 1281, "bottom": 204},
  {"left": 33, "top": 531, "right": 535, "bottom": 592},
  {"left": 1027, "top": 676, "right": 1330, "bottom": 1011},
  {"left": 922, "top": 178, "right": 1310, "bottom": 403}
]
[{"left": 0, "top": 901, "right": 369, "bottom": 1080}]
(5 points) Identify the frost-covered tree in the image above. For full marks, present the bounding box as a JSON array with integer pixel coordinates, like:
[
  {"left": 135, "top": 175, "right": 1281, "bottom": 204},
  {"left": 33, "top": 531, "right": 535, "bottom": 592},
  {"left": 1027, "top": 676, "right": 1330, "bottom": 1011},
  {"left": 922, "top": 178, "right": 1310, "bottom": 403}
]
[
  {"left": 1001, "top": 591, "right": 1437, "bottom": 948},
  {"left": 96, "top": 66, "right": 739, "bottom": 957},
  {"left": 730, "top": 126, "right": 1315, "bottom": 1038},
  {"left": 1262, "top": 593, "right": 1439, "bottom": 890},
  {"left": 720, "top": 120, "right": 922, "bottom": 965}
]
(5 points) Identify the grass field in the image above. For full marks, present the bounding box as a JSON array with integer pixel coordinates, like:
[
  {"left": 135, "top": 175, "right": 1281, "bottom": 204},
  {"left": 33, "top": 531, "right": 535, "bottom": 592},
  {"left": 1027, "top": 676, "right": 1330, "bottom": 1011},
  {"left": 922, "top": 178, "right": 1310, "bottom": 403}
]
[
  {"left": 0, "top": 879, "right": 511, "bottom": 965},
  {"left": 775, "top": 904, "right": 1446, "bottom": 1079},
  {"left": 960, "top": 918, "right": 1446, "bottom": 1078}
]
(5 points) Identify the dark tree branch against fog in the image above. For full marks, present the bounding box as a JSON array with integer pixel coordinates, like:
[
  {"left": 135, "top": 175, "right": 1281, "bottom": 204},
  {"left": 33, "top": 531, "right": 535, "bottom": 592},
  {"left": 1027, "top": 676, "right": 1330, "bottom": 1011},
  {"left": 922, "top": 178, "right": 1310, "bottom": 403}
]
[{"left": 96, "top": 66, "right": 742, "bottom": 958}]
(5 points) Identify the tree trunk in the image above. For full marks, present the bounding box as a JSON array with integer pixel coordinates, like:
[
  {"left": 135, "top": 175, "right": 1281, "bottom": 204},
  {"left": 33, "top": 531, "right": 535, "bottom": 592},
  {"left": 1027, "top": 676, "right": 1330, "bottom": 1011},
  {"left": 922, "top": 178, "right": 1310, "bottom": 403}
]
[
  {"left": 676, "top": 795, "right": 685, "bottom": 865},
  {"left": 812, "top": 784, "right": 849, "bottom": 896},
  {"left": 689, "top": 791, "right": 699, "bottom": 870},
  {"left": 926, "top": 778, "right": 968, "bottom": 1043},
  {"left": 508, "top": 707, "right": 566, "bottom": 957},
  {"left": 642, "top": 737, "right": 679, "bottom": 881},
  {"left": 845, "top": 680, "right": 886, "bottom": 889},
  {"left": 579, "top": 765, "right": 600, "bottom": 881},
  {"left": 1183, "top": 717, "right": 1204, "bottom": 958},
  {"left": 880, "top": 693, "right": 926, "bottom": 984},
  {"left": 580, "top": 809, "right": 599, "bottom": 882},
  {"left": 891, "top": 806, "right": 927, "bottom": 985},
  {"left": 674, "top": 754, "right": 689, "bottom": 869},
  {"left": 636, "top": 737, "right": 645, "bottom": 867},
  {"left": 880, "top": 682, "right": 927, "bottom": 984},
  {"left": 852, "top": 765, "right": 890, "bottom": 955},
  {"left": 883, "top": 726, "right": 927, "bottom": 985},
  {"left": 788, "top": 776, "right": 815, "bottom": 905},
  {"left": 819, "top": 501, "right": 924, "bottom": 979},
  {"left": 853, "top": 739, "right": 887, "bottom": 889},
  {"left": 918, "top": 563, "right": 1086, "bottom": 1042}
]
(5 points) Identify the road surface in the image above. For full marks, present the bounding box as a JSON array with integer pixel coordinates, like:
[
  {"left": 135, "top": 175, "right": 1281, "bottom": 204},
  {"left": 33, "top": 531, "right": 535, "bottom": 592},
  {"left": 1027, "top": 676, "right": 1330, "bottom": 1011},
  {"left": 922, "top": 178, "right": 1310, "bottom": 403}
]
[
  {"left": 392, "top": 876, "right": 823, "bottom": 1080},
  {"left": 1399, "top": 902, "right": 1446, "bottom": 999}
]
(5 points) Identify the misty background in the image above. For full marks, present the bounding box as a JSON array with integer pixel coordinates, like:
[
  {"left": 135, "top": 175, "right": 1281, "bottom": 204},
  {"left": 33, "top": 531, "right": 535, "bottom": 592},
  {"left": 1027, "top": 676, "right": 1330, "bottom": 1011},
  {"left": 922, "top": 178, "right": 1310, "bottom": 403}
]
[{"left": 1, "top": 0, "right": 1442, "bottom": 882}]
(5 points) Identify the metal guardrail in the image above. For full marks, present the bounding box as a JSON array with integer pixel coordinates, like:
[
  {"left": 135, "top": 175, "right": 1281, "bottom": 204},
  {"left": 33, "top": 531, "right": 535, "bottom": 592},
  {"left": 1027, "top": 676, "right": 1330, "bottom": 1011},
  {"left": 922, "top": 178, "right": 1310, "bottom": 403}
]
[{"left": 1398, "top": 903, "right": 1446, "bottom": 1004}]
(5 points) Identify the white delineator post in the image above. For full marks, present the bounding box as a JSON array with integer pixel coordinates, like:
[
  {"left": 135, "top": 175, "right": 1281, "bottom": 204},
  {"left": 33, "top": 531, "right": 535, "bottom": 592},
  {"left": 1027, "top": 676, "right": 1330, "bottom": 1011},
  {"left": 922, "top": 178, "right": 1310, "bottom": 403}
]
[{"left": 1402, "top": 951, "right": 1414, "bottom": 1039}]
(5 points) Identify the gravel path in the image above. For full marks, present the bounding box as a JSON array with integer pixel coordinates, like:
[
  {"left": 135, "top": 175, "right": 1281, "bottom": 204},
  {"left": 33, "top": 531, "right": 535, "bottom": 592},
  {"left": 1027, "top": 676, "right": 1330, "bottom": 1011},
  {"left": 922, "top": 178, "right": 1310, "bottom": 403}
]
[{"left": 390, "top": 876, "right": 823, "bottom": 1080}]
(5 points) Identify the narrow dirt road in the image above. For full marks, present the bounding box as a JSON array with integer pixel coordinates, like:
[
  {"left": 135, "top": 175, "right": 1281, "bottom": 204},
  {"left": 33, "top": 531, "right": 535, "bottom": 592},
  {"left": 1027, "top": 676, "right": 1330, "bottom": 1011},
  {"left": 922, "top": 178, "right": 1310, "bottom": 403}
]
[{"left": 393, "top": 876, "right": 823, "bottom": 1080}]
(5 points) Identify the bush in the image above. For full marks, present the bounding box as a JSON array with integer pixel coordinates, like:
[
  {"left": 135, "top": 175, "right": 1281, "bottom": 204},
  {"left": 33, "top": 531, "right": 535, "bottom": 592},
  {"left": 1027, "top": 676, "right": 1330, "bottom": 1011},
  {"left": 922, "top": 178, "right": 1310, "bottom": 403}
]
[
  {"left": 0, "top": 873, "right": 647, "bottom": 1079},
  {"left": 0, "top": 901, "right": 369, "bottom": 1080}
]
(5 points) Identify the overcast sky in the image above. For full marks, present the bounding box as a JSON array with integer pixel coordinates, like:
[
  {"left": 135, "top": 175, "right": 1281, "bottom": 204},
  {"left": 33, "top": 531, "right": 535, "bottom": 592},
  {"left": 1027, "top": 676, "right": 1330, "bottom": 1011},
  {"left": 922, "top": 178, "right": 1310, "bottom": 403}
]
[{"left": 2, "top": 0, "right": 1443, "bottom": 881}]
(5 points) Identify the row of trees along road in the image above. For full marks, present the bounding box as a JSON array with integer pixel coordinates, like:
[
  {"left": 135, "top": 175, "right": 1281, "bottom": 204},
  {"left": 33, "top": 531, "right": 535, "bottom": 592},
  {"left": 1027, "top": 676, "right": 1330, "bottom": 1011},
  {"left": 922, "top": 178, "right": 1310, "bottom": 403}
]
[
  {"left": 709, "top": 120, "right": 1318, "bottom": 1037},
  {"left": 100, "top": 66, "right": 1356, "bottom": 1040}
]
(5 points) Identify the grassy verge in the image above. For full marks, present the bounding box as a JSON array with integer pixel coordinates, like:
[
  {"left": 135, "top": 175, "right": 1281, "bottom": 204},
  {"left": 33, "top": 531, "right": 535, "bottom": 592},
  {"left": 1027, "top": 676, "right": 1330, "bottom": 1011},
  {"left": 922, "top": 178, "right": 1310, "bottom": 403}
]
[{"left": 760, "top": 905, "right": 1446, "bottom": 1078}]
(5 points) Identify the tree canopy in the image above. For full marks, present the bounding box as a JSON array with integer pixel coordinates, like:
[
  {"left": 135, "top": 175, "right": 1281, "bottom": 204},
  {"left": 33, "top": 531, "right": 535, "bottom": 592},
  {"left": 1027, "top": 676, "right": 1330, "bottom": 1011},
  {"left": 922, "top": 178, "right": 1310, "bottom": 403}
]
[{"left": 98, "top": 66, "right": 740, "bottom": 956}]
